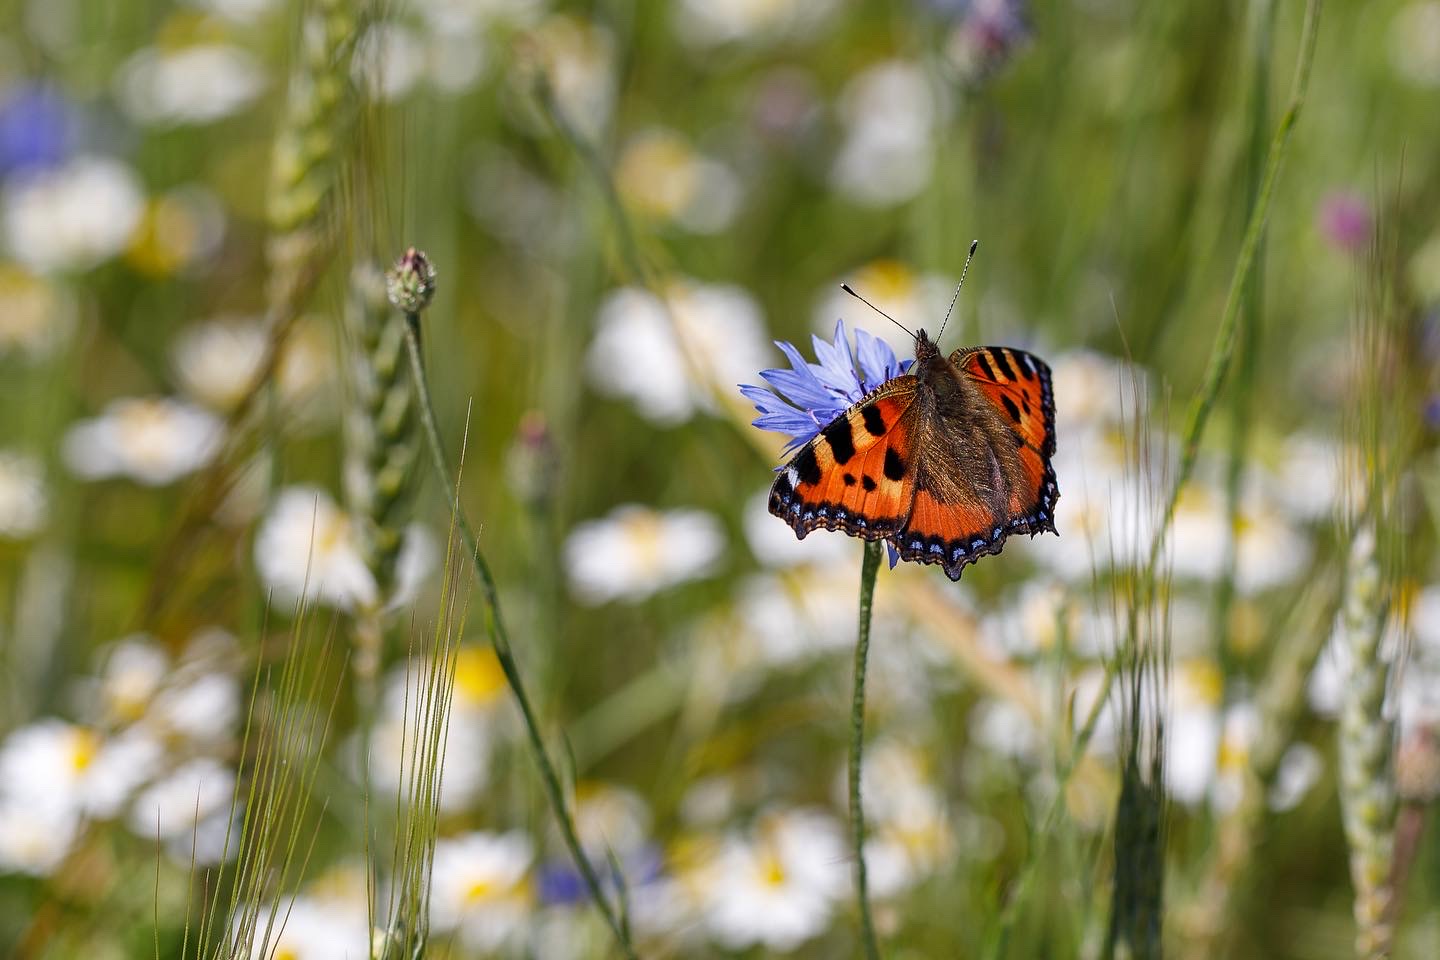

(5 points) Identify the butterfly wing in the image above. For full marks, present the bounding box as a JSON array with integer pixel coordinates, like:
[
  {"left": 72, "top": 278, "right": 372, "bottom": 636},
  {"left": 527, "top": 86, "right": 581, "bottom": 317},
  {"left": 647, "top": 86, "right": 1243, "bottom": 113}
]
[
  {"left": 769, "top": 377, "right": 922, "bottom": 542},
  {"left": 890, "top": 346, "right": 1059, "bottom": 581},
  {"left": 956, "top": 346, "right": 1059, "bottom": 530}
]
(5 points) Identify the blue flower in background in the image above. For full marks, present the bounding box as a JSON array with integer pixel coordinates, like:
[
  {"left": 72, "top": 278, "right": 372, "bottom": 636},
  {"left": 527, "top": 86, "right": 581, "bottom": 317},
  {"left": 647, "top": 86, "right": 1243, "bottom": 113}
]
[
  {"left": 740, "top": 319, "right": 910, "bottom": 453},
  {"left": 0, "top": 85, "right": 77, "bottom": 178},
  {"left": 536, "top": 846, "right": 664, "bottom": 907}
]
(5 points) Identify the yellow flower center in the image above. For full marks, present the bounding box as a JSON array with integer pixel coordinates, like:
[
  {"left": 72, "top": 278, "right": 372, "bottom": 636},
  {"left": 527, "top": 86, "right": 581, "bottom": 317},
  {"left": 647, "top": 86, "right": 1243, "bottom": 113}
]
[
  {"left": 464, "top": 878, "right": 497, "bottom": 905},
  {"left": 454, "top": 647, "right": 505, "bottom": 704},
  {"left": 69, "top": 728, "right": 99, "bottom": 773},
  {"left": 760, "top": 853, "right": 787, "bottom": 888}
]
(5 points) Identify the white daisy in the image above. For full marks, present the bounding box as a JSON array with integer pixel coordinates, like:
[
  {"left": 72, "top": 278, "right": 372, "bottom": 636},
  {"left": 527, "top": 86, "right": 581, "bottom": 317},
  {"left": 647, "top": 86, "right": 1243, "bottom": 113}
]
[
  {"left": 563, "top": 504, "right": 724, "bottom": 604},
  {"left": 588, "top": 279, "right": 771, "bottom": 425},
  {"left": 253, "top": 485, "right": 434, "bottom": 612},
  {"left": 62, "top": 396, "right": 222, "bottom": 485},
  {"left": 430, "top": 831, "right": 535, "bottom": 951},
  {"left": 0, "top": 263, "right": 74, "bottom": 361},
  {"left": 2, "top": 155, "right": 144, "bottom": 272},
  {"left": 854, "top": 742, "right": 954, "bottom": 897},
  {"left": 0, "top": 719, "right": 161, "bottom": 819},
  {"left": 525, "top": 15, "right": 616, "bottom": 138},
  {"left": 700, "top": 808, "right": 847, "bottom": 952},
  {"left": 831, "top": 60, "right": 937, "bottom": 207},
  {"left": 240, "top": 894, "right": 371, "bottom": 960},
  {"left": 0, "top": 796, "right": 79, "bottom": 876},
  {"left": 674, "top": 0, "right": 836, "bottom": 48},
  {"left": 128, "top": 758, "right": 237, "bottom": 864},
  {"left": 115, "top": 44, "right": 266, "bottom": 126},
  {"left": 812, "top": 260, "right": 958, "bottom": 358},
  {"left": 615, "top": 128, "right": 742, "bottom": 234},
  {"left": 0, "top": 449, "right": 47, "bottom": 539}
]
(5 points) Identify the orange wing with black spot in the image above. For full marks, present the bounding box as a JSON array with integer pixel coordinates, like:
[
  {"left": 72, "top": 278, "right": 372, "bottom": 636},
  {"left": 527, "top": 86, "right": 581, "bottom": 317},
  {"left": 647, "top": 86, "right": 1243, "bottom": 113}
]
[
  {"left": 768, "top": 377, "right": 922, "bottom": 542},
  {"left": 889, "top": 346, "right": 1059, "bottom": 581}
]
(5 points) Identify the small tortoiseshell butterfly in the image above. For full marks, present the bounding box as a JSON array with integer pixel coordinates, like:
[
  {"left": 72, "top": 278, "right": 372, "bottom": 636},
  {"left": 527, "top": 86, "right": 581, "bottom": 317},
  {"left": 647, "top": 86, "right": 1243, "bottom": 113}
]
[{"left": 768, "top": 250, "right": 1059, "bottom": 580}]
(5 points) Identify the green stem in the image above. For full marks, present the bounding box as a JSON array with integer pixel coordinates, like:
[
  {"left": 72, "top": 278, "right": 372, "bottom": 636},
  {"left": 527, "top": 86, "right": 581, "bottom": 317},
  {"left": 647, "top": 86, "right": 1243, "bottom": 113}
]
[
  {"left": 401, "top": 316, "right": 637, "bottom": 959},
  {"left": 851, "top": 540, "right": 883, "bottom": 960}
]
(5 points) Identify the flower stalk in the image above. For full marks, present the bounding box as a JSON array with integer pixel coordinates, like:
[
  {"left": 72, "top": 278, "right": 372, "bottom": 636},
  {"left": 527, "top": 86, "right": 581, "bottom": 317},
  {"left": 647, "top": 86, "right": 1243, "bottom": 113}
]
[
  {"left": 850, "top": 539, "right": 883, "bottom": 960},
  {"left": 389, "top": 249, "right": 637, "bottom": 958}
]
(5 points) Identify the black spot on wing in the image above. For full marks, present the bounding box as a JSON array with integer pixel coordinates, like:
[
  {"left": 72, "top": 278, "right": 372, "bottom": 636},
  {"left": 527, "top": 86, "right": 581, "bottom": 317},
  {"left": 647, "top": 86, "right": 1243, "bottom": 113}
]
[
  {"left": 793, "top": 446, "right": 821, "bottom": 486},
  {"left": 843, "top": 473, "right": 856, "bottom": 486},
  {"left": 1001, "top": 395, "right": 1022, "bottom": 423},
  {"left": 1014, "top": 351, "right": 1036, "bottom": 379},
  {"left": 822, "top": 417, "right": 856, "bottom": 466},
  {"left": 883, "top": 448, "right": 905, "bottom": 481},
  {"left": 989, "top": 348, "right": 1017, "bottom": 381},
  {"left": 862, "top": 475, "right": 877, "bottom": 492},
  {"left": 861, "top": 403, "right": 886, "bottom": 437}
]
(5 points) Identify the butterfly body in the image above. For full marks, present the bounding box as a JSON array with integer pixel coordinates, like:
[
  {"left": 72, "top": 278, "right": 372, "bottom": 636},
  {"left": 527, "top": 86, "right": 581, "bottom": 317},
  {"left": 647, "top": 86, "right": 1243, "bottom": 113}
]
[{"left": 768, "top": 330, "right": 1058, "bottom": 581}]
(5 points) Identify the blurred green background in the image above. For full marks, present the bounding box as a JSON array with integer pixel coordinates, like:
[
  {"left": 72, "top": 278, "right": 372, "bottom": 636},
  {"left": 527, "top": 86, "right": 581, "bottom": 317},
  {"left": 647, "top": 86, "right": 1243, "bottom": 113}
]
[{"left": 1, "top": 0, "right": 1439, "bottom": 957}]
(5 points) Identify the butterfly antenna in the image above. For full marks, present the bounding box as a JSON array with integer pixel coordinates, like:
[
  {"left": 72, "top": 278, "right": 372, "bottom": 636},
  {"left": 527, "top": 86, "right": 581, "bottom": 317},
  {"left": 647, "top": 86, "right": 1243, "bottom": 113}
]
[
  {"left": 935, "top": 239, "right": 979, "bottom": 345},
  {"left": 840, "top": 283, "right": 916, "bottom": 339}
]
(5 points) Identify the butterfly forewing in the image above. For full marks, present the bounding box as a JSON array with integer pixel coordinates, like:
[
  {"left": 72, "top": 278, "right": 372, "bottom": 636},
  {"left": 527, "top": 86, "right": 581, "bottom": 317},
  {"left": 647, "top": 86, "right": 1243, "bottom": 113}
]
[{"left": 769, "top": 377, "right": 921, "bottom": 541}]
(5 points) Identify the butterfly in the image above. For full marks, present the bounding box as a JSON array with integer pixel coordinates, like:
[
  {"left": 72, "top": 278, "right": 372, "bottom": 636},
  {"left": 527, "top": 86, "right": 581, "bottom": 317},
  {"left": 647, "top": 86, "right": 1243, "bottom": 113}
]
[{"left": 767, "top": 327, "right": 1059, "bottom": 582}]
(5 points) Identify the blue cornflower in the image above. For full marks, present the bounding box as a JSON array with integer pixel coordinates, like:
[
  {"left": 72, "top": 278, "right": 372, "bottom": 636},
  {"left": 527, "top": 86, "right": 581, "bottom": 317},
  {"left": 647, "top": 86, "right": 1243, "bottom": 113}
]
[
  {"left": 0, "top": 85, "right": 77, "bottom": 178},
  {"left": 740, "top": 319, "right": 910, "bottom": 453}
]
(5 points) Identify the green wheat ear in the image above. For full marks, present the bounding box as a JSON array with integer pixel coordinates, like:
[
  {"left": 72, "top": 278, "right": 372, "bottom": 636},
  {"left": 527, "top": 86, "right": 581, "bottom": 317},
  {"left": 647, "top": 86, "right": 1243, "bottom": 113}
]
[
  {"left": 345, "top": 261, "right": 421, "bottom": 606},
  {"left": 265, "top": 0, "right": 361, "bottom": 313}
]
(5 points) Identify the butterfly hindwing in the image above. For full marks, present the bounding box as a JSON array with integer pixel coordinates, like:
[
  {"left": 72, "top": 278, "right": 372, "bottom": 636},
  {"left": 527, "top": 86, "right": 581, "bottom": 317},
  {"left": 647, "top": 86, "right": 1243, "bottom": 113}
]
[
  {"left": 769, "top": 378, "right": 921, "bottom": 541},
  {"left": 955, "top": 345, "right": 1059, "bottom": 532}
]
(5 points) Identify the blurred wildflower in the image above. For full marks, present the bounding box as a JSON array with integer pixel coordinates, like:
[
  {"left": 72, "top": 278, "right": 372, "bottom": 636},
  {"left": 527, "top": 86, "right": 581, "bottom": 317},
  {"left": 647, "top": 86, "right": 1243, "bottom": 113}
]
[
  {"left": 741, "top": 318, "right": 910, "bottom": 452},
  {"left": 812, "top": 261, "right": 957, "bottom": 356},
  {"left": 750, "top": 67, "right": 822, "bottom": 149},
  {"left": 171, "top": 315, "right": 334, "bottom": 417},
  {"left": 1318, "top": 191, "right": 1373, "bottom": 255},
  {"left": 1168, "top": 477, "right": 1311, "bottom": 592},
  {"left": 238, "top": 892, "right": 370, "bottom": 959},
  {"left": 588, "top": 279, "right": 770, "bottom": 425},
  {"left": 674, "top": 0, "right": 836, "bottom": 49},
  {"left": 171, "top": 317, "right": 267, "bottom": 411},
  {"left": 253, "top": 485, "right": 434, "bottom": 612},
  {"left": 125, "top": 184, "right": 227, "bottom": 276},
  {"left": 1390, "top": 2, "right": 1440, "bottom": 87},
  {"left": 0, "top": 797, "right": 78, "bottom": 876},
  {"left": 832, "top": 60, "right": 936, "bottom": 207},
  {"left": 430, "top": 831, "right": 535, "bottom": 951},
  {"left": 62, "top": 396, "right": 222, "bottom": 485},
  {"left": 0, "top": 84, "right": 76, "bottom": 176},
  {"left": 699, "top": 808, "right": 847, "bottom": 952},
  {"left": 563, "top": 504, "right": 724, "bottom": 604},
  {"left": 2, "top": 155, "right": 144, "bottom": 272},
  {"left": 127, "top": 757, "right": 237, "bottom": 864},
  {"left": 616, "top": 128, "right": 743, "bottom": 234},
  {"left": 95, "top": 637, "right": 168, "bottom": 724},
  {"left": 505, "top": 410, "right": 559, "bottom": 507},
  {"left": 1269, "top": 743, "right": 1324, "bottom": 812},
  {"left": 939, "top": 0, "right": 1031, "bottom": 84},
  {"left": 522, "top": 14, "right": 617, "bottom": 138},
  {"left": 187, "top": 0, "right": 280, "bottom": 23},
  {"left": 0, "top": 449, "right": 47, "bottom": 539},
  {"left": 115, "top": 44, "right": 266, "bottom": 126},
  {"left": 352, "top": 22, "right": 427, "bottom": 100},
  {"left": 0, "top": 262, "right": 74, "bottom": 360},
  {"left": 366, "top": 656, "right": 494, "bottom": 812},
  {"left": 854, "top": 742, "right": 955, "bottom": 897},
  {"left": 0, "top": 719, "right": 161, "bottom": 820}
]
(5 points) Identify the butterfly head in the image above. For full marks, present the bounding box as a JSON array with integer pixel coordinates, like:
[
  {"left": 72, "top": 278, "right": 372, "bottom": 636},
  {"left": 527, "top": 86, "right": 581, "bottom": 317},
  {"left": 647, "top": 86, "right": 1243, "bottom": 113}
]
[{"left": 913, "top": 327, "right": 940, "bottom": 363}]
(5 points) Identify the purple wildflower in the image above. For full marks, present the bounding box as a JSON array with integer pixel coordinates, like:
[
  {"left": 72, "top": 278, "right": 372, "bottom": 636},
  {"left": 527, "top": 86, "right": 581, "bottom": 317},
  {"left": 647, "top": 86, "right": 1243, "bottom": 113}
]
[
  {"left": 1318, "top": 191, "right": 1372, "bottom": 254},
  {"left": 740, "top": 319, "right": 910, "bottom": 453}
]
